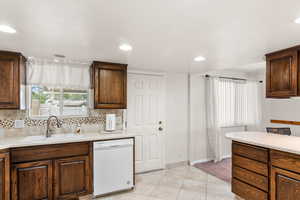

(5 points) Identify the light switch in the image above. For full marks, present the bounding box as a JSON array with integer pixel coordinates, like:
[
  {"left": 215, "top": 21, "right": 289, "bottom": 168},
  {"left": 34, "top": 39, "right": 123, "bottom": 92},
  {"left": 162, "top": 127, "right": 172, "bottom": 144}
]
[{"left": 14, "top": 120, "right": 25, "bottom": 129}]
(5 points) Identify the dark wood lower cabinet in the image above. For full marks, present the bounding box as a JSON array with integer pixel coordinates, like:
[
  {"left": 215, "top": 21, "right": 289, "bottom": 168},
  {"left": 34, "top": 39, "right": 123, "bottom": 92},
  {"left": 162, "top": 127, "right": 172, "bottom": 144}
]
[
  {"left": 54, "top": 156, "right": 91, "bottom": 200},
  {"left": 11, "top": 160, "right": 53, "bottom": 200},
  {"left": 0, "top": 152, "right": 10, "bottom": 200},
  {"left": 232, "top": 178, "right": 268, "bottom": 200},
  {"left": 232, "top": 142, "right": 300, "bottom": 200},
  {"left": 271, "top": 167, "right": 300, "bottom": 200},
  {"left": 10, "top": 142, "right": 93, "bottom": 200}
]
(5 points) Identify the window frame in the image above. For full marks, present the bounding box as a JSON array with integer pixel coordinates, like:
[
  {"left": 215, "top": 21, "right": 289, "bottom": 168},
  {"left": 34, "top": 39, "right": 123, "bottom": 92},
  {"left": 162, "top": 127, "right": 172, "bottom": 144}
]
[{"left": 28, "top": 85, "right": 90, "bottom": 119}]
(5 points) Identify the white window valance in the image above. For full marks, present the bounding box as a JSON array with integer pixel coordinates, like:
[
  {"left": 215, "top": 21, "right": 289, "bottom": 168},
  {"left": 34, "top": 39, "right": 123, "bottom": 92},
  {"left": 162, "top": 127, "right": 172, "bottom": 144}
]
[{"left": 27, "top": 58, "right": 91, "bottom": 89}]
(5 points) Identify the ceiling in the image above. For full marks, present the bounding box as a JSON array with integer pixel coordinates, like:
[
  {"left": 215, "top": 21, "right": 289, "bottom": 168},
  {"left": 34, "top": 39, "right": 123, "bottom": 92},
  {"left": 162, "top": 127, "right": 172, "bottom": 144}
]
[{"left": 1, "top": 0, "right": 300, "bottom": 73}]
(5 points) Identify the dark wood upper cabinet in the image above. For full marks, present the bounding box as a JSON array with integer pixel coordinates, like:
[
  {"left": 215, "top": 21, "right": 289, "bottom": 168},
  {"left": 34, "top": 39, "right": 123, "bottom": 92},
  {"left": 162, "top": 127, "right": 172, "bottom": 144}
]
[
  {"left": 0, "top": 151, "right": 10, "bottom": 200},
  {"left": 266, "top": 46, "right": 300, "bottom": 98},
  {"left": 91, "top": 61, "right": 127, "bottom": 109},
  {"left": 0, "top": 51, "right": 26, "bottom": 109}
]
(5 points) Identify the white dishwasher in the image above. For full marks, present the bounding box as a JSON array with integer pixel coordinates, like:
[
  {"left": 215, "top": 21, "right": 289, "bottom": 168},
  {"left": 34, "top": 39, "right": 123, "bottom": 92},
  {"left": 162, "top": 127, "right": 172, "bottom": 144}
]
[{"left": 93, "top": 138, "right": 134, "bottom": 197}]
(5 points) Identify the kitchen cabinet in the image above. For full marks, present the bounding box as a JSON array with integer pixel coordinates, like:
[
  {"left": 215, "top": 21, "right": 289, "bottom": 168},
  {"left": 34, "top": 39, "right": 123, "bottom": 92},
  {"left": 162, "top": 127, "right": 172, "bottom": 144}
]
[
  {"left": 271, "top": 167, "right": 300, "bottom": 200},
  {"left": 232, "top": 142, "right": 300, "bottom": 200},
  {"left": 0, "top": 151, "right": 10, "bottom": 200},
  {"left": 266, "top": 45, "right": 300, "bottom": 98},
  {"left": 10, "top": 142, "right": 93, "bottom": 200},
  {"left": 11, "top": 160, "right": 52, "bottom": 200},
  {"left": 232, "top": 142, "right": 269, "bottom": 200},
  {"left": 0, "top": 51, "right": 26, "bottom": 109},
  {"left": 91, "top": 61, "right": 127, "bottom": 109},
  {"left": 54, "top": 156, "right": 91, "bottom": 199}
]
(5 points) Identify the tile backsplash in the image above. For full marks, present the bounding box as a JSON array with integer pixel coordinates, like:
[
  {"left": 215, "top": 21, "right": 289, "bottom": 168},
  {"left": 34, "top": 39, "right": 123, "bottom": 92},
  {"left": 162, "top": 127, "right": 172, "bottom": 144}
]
[{"left": 0, "top": 109, "right": 124, "bottom": 137}]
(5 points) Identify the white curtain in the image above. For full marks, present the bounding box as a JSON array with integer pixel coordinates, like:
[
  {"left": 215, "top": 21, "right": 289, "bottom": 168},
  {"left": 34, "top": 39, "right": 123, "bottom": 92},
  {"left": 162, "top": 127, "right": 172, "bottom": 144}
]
[
  {"left": 206, "top": 77, "right": 223, "bottom": 162},
  {"left": 27, "top": 58, "right": 91, "bottom": 89},
  {"left": 205, "top": 77, "right": 262, "bottom": 162}
]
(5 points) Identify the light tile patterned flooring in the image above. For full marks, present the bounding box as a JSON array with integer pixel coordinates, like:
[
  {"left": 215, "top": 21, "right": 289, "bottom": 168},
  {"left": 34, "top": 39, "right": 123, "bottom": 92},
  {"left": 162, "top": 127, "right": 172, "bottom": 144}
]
[{"left": 94, "top": 165, "right": 242, "bottom": 200}]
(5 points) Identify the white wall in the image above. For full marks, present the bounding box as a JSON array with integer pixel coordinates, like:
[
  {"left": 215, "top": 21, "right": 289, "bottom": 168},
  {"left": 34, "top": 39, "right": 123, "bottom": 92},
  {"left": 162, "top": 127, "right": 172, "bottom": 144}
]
[
  {"left": 157, "top": 70, "right": 264, "bottom": 165},
  {"left": 189, "top": 75, "right": 210, "bottom": 162},
  {"left": 253, "top": 70, "right": 300, "bottom": 136},
  {"left": 165, "top": 73, "right": 189, "bottom": 164}
]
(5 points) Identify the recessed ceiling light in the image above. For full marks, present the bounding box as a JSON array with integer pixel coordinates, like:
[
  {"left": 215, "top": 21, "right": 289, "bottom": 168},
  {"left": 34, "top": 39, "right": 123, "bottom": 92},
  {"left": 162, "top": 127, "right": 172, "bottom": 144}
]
[
  {"left": 119, "top": 44, "right": 132, "bottom": 51},
  {"left": 194, "top": 56, "right": 206, "bottom": 62},
  {"left": 0, "top": 25, "right": 16, "bottom": 34},
  {"left": 295, "top": 18, "right": 300, "bottom": 24}
]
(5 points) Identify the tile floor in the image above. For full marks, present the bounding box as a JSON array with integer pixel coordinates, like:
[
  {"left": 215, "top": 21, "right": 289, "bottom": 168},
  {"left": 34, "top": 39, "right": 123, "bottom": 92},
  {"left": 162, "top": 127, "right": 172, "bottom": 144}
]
[{"left": 94, "top": 165, "right": 242, "bottom": 200}]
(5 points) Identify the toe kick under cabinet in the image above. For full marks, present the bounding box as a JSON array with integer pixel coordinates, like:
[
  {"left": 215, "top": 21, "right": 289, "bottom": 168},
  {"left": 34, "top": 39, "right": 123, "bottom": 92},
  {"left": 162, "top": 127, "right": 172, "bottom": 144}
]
[
  {"left": 232, "top": 141, "right": 300, "bottom": 200},
  {"left": 8, "top": 142, "right": 93, "bottom": 200}
]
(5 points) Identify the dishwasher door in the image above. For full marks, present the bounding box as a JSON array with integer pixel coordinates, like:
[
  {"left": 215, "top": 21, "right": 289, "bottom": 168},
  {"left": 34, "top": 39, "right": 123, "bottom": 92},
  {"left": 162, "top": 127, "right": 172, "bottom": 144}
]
[{"left": 93, "top": 139, "right": 134, "bottom": 196}]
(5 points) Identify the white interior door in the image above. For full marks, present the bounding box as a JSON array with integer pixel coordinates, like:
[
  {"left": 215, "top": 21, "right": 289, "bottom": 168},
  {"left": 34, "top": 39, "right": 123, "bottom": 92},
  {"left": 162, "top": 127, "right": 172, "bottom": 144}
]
[{"left": 127, "top": 73, "right": 165, "bottom": 173}]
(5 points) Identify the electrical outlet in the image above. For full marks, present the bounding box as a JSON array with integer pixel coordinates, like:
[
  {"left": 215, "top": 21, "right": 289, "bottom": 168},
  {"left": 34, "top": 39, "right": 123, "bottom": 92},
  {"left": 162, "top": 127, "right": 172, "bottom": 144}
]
[{"left": 14, "top": 120, "right": 25, "bottom": 129}]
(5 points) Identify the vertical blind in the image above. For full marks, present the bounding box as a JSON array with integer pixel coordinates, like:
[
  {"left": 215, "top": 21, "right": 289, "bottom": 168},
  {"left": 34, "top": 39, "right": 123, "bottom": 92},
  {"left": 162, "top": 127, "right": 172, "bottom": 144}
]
[{"left": 216, "top": 78, "right": 261, "bottom": 127}]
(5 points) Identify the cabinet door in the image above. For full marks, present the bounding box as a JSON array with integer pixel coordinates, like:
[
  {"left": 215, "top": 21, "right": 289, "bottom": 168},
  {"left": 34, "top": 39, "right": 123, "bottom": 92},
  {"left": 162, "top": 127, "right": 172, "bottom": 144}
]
[
  {"left": 11, "top": 160, "right": 53, "bottom": 200},
  {"left": 266, "top": 50, "right": 298, "bottom": 98},
  {"left": 271, "top": 167, "right": 300, "bottom": 200},
  {"left": 54, "top": 156, "right": 91, "bottom": 200},
  {"left": 93, "top": 62, "right": 127, "bottom": 109},
  {"left": 0, "top": 152, "right": 10, "bottom": 200},
  {"left": 0, "top": 53, "right": 20, "bottom": 108}
]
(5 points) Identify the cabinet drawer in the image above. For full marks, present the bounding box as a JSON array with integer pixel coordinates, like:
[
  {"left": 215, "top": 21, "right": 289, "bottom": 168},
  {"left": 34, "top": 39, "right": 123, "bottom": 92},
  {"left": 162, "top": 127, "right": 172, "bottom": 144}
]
[
  {"left": 233, "top": 155, "right": 268, "bottom": 176},
  {"left": 11, "top": 142, "right": 90, "bottom": 163},
  {"left": 271, "top": 150, "right": 300, "bottom": 174},
  {"left": 232, "top": 178, "right": 268, "bottom": 200},
  {"left": 233, "top": 142, "right": 268, "bottom": 163},
  {"left": 233, "top": 166, "right": 268, "bottom": 192}
]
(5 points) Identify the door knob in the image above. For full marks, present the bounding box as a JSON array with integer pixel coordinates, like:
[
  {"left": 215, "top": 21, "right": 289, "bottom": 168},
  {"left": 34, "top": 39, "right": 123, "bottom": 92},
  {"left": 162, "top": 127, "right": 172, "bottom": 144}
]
[{"left": 158, "top": 127, "right": 163, "bottom": 131}]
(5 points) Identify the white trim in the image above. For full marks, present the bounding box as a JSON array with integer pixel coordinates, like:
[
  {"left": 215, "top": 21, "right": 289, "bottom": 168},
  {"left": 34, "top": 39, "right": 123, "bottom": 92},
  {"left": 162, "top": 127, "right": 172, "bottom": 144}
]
[{"left": 128, "top": 70, "right": 166, "bottom": 76}]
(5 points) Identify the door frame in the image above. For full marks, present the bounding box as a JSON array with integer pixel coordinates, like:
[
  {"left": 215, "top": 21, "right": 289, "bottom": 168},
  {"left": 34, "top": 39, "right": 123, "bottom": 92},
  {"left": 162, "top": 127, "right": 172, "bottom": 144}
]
[{"left": 127, "top": 70, "right": 167, "bottom": 171}]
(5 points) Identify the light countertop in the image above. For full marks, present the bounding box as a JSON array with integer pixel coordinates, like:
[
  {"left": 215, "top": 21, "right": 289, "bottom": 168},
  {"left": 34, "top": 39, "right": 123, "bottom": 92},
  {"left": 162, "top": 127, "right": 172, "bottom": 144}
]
[
  {"left": 0, "top": 131, "right": 136, "bottom": 150},
  {"left": 226, "top": 131, "right": 300, "bottom": 155}
]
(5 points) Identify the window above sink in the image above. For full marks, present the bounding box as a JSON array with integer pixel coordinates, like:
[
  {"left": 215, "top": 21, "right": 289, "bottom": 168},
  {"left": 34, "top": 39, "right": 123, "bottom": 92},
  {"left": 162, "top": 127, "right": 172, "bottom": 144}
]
[
  {"left": 26, "top": 58, "right": 92, "bottom": 118},
  {"left": 29, "top": 85, "right": 89, "bottom": 118}
]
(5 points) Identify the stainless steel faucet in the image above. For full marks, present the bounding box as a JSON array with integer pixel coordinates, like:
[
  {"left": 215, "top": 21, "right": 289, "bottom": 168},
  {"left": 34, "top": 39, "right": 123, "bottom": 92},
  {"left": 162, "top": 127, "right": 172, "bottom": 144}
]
[{"left": 46, "top": 115, "right": 62, "bottom": 137}]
